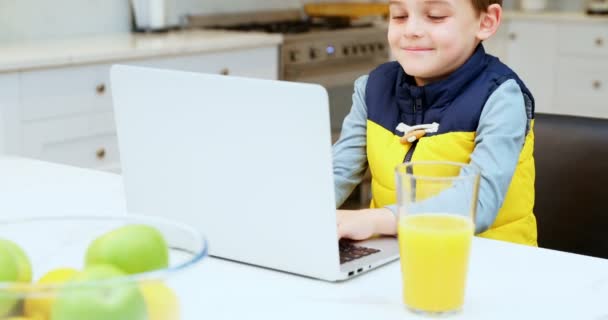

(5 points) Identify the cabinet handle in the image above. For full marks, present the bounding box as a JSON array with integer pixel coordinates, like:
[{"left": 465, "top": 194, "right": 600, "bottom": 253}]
[
  {"left": 96, "top": 83, "right": 106, "bottom": 95},
  {"left": 220, "top": 68, "right": 230, "bottom": 76},
  {"left": 592, "top": 80, "right": 602, "bottom": 90},
  {"left": 508, "top": 33, "right": 517, "bottom": 41},
  {"left": 96, "top": 148, "right": 106, "bottom": 160},
  {"left": 595, "top": 38, "right": 604, "bottom": 47}
]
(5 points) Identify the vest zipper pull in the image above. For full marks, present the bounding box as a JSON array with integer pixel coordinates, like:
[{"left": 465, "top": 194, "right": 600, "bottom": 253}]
[
  {"left": 396, "top": 122, "right": 439, "bottom": 134},
  {"left": 396, "top": 122, "right": 439, "bottom": 145}
]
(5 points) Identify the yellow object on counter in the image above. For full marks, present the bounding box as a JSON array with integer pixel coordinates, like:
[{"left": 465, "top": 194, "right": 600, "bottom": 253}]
[{"left": 304, "top": 2, "right": 389, "bottom": 19}]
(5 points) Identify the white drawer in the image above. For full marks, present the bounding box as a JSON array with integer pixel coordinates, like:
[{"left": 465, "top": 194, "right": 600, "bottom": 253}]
[
  {"left": 554, "top": 57, "right": 608, "bottom": 119},
  {"left": 22, "top": 112, "right": 120, "bottom": 171},
  {"left": 130, "top": 46, "right": 278, "bottom": 80},
  {"left": 558, "top": 24, "right": 608, "bottom": 57},
  {"left": 20, "top": 64, "right": 112, "bottom": 121}
]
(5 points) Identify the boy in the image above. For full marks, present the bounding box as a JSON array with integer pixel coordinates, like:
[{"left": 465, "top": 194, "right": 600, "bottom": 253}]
[{"left": 333, "top": 0, "right": 537, "bottom": 246}]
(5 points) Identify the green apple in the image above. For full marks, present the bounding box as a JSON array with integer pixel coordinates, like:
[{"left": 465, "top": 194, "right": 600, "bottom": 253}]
[
  {"left": 0, "top": 247, "right": 20, "bottom": 317},
  {"left": 85, "top": 224, "right": 168, "bottom": 274},
  {"left": 51, "top": 264, "right": 147, "bottom": 320},
  {"left": 0, "top": 239, "right": 33, "bottom": 282},
  {"left": 0, "top": 248, "right": 18, "bottom": 283}
]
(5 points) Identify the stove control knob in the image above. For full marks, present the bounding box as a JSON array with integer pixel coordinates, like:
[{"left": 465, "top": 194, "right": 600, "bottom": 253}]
[
  {"left": 343, "top": 46, "right": 350, "bottom": 56},
  {"left": 360, "top": 45, "right": 368, "bottom": 54},
  {"left": 310, "top": 48, "right": 321, "bottom": 60},
  {"left": 378, "top": 43, "right": 386, "bottom": 51},
  {"left": 289, "top": 50, "right": 300, "bottom": 63}
]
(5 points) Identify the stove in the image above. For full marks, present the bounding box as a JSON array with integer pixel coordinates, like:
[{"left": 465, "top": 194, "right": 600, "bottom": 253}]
[
  {"left": 185, "top": 10, "right": 389, "bottom": 81},
  {"left": 185, "top": 10, "right": 390, "bottom": 134},
  {"left": 207, "top": 18, "right": 355, "bottom": 34}
]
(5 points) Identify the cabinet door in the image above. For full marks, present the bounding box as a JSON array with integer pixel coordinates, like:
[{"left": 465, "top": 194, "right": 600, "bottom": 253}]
[
  {"left": 13, "top": 45, "right": 279, "bottom": 171},
  {"left": 20, "top": 64, "right": 112, "bottom": 121},
  {"left": 21, "top": 111, "right": 120, "bottom": 172},
  {"left": 555, "top": 57, "right": 608, "bottom": 119},
  {"left": 0, "top": 74, "right": 20, "bottom": 154},
  {"left": 131, "top": 46, "right": 279, "bottom": 80},
  {"left": 558, "top": 23, "right": 608, "bottom": 57},
  {"left": 506, "top": 21, "right": 558, "bottom": 114}
]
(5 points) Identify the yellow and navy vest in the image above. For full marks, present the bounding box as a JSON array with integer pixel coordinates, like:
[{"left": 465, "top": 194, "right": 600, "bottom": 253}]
[{"left": 365, "top": 45, "right": 537, "bottom": 246}]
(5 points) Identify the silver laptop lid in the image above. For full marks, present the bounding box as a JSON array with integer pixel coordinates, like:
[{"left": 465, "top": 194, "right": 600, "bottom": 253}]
[{"left": 111, "top": 65, "right": 341, "bottom": 280}]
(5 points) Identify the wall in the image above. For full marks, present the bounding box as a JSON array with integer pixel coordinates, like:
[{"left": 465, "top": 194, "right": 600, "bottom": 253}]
[{"left": 0, "top": 0, "right": 131, "bottom": 43}]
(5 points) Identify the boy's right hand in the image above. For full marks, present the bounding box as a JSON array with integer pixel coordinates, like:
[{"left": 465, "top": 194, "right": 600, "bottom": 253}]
[
  {"left": 337, "top": 208, "right": 397, "bottom": 240},
  {"left": 337, "top": 209, "right": 377, "bottom": 240}
]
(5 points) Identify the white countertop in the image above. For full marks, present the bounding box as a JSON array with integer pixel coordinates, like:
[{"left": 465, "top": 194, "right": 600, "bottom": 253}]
[
  {"left": 2, "top": 11, "right": 605, "bottom": 74},
  {"left": 0, "top": 30, "right": 282, "bottom": 73},
  {"left": 0, "top": 156, "right": 127, "bottom": 216},
  {"left": 2, "top": 156, "right": 608, "bottom": 319},
  {"left": 372, "top": 11, "right": 608, "bottom": 35},
  {"left": 504, "top": 10, "right": 608, "bottom": 22}
]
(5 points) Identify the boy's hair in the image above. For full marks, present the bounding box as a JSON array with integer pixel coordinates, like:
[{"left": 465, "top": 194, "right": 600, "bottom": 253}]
[{"left": 471, "top": 0, "right": 502, "bottom": 14}]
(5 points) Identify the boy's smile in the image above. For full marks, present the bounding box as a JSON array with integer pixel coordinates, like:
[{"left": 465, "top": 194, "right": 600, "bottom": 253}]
[
  {"left": 402, "top": 46, "right": 434, "bottom": 52},
  {"left": 388, "top": 0, "right": 501, "bottom": 86}
]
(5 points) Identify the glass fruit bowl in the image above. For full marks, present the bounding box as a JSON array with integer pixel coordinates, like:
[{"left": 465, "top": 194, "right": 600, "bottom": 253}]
[{"left": 0, "top": 215, "right": 208, "bottom": 320}]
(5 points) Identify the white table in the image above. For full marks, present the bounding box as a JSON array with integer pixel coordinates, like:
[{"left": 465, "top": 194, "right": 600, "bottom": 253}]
[{"left": 2, "top": 156, "right": 608, "bottom": 319}]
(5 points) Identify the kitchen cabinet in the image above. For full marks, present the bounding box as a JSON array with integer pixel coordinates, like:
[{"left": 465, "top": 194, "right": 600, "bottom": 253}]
[
  {"left": 20, "top": 64, "right": 113, "bottom": 121},
  {"left": 133, "top": 46, "right": 278, "bottom": 79},
  {"left": 21, "top": 112, "right": 119, "bottom": 172},
  {"left": 504, "top": 21, "right": 558, "bottom": 114},
  {"left": 0, "top": 74, "right": 19, "bottom": 154},
  {"left": 554, "top": 23, "right": 608, "bottom": 118},
  {"left": 485, "top": 16, "right": 608, "bottom": 119},
  {"left": 0, "top": 46, "right": 278, "bottom": 171},
  {"left": 554, "top": 56, "right": 608, "bottom": 118}
]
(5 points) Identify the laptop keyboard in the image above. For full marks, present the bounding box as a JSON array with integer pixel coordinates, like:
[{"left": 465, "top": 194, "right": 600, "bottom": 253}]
[{"left": 339, "top": 240, "right": 381, "bottom": 264}]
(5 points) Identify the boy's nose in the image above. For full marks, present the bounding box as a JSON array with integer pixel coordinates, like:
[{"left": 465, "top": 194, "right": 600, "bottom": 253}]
[{"left": 403, "top": 17, "right": 424, "bottom": 38}]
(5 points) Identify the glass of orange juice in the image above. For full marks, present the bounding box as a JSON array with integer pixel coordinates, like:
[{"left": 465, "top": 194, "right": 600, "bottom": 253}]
[{"left": 395, "top": 161, "right": 480, "bottom": 315}]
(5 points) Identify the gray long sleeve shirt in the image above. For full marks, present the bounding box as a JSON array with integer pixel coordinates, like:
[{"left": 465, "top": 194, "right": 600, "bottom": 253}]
[{"left": 332, "top": 75, "right": 527, "bottom": 234}]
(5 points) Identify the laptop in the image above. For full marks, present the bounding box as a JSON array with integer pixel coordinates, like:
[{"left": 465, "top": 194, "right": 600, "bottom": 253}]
[{"left": 110, "top": 65, "right": 399, "bottom": 281}]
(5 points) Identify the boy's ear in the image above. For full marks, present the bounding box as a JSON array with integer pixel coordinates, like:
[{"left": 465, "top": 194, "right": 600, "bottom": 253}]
[{"left": 476, "top": 4, "right": 502, "bottom": 41}]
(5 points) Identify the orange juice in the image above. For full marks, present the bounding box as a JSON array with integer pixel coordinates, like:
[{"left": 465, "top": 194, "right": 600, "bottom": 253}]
[{"left": 398, "top": 213, "right": 474, "bottom": 312}]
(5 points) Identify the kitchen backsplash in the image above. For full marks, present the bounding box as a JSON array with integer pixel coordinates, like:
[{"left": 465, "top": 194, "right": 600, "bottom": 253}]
[{"left": 0, "top": 0, "right": 589, "bottom": 43}]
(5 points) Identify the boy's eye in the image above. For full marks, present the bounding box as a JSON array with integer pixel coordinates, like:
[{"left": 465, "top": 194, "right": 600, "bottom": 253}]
[
  {"left": 392, "top": 15, "right": 407, "bottom": 20},
  {"left": 428, "top": 15, "right": 446, "bottom": 21}
]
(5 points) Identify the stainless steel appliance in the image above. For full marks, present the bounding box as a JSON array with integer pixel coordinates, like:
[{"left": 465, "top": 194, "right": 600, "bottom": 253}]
[
  {"left": 186, "top": 10, "right": 390, "bottom": 136},
  {"left": 587, "top": 0, "right": 608, "bottom": 15}
]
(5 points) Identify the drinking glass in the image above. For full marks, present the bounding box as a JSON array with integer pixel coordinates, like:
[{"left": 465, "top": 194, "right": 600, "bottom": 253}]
[{"left": 395, "top": 161, "right": 480, "bottom": 314}]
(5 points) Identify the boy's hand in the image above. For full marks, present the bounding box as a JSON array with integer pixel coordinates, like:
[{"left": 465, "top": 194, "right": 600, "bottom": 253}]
[
  {"left": 337, "top": 209, "right": 377, "bottom": 240},
  {"left": 337, "top": 208, "right": 397, "bottom": 240}
]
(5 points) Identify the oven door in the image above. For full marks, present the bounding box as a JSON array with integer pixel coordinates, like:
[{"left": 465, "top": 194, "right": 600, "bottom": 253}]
[{"left": 283, "top": 60, "right": 383, "bottom": 141}]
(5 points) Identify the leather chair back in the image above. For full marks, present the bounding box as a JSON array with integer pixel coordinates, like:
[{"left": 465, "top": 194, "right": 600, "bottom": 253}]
[{"left": 534, "top": 113, "right": 608, "bottom": 258}]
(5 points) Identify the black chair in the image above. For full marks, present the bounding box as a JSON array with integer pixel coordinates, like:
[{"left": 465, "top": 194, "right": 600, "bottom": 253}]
[{"left": 534, "top": 113, "right": 608, "bottom": 259}]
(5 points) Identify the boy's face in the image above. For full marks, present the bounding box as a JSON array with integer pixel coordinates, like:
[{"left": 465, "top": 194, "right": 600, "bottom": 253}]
[{"left": 388, "top": 0, "right": 497, "bottom": 85}]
